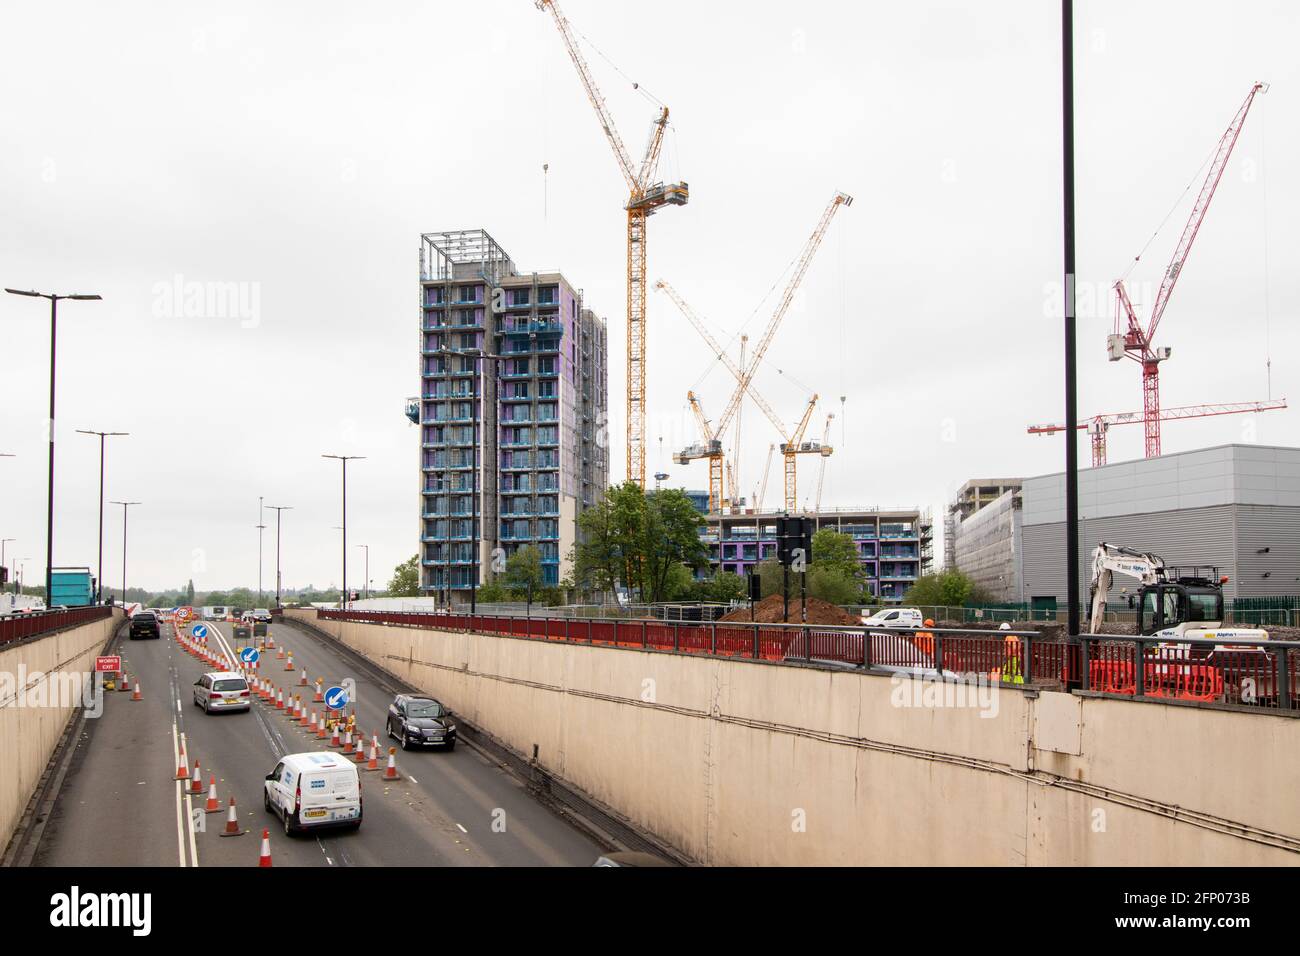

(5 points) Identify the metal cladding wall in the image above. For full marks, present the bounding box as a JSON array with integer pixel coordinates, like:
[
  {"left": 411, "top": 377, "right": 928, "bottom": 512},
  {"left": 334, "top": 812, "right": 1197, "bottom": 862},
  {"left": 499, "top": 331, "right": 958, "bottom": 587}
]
[{"left": 1021, "top": 445, "right": 1300, "bottom": 602}]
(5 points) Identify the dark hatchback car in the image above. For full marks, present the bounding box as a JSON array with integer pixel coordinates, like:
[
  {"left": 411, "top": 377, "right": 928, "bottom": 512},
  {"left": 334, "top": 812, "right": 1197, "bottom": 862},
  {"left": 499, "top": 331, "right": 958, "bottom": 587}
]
[
  {"left": 129, "top": 611, "right": 161, "bottom": 640},
  {"left": 386, "top": 694, "right": 457, "bottom": 751}
]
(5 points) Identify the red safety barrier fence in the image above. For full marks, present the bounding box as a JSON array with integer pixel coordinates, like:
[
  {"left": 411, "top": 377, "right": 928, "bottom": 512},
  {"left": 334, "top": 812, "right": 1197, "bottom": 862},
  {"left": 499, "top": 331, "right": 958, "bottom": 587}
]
[
  {"left": 0, "top": 605, "right": 114, "bottom": 646},
  {"left": 314, "top": 609, "right": 1300, "bottom": 713}
]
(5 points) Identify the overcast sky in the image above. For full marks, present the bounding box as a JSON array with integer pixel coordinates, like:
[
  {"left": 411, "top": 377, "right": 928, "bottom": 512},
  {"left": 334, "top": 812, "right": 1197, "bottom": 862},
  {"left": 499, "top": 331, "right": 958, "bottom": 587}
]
[{"left": 1, "top": 0, "right": 1296, "bottom": 594}]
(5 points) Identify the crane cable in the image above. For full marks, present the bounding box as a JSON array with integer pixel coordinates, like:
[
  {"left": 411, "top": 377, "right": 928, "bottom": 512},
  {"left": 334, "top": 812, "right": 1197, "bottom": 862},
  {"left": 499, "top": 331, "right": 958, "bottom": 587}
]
[
  {"left": 1260, "top": 101, "right": 1272, "bottom": 398},
  {"left": 1118, "top": 132, "right": 1223, "bottom": 284},
  {"left": 574, "top": 26, "right": 664, "bottom": 108}
]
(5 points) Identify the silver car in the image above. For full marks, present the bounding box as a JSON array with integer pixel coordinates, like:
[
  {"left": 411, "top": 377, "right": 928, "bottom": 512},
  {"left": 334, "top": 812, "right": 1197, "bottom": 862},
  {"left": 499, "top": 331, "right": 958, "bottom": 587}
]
[{"left": 193, "top": 671, "right": 251, "bottom": 713}]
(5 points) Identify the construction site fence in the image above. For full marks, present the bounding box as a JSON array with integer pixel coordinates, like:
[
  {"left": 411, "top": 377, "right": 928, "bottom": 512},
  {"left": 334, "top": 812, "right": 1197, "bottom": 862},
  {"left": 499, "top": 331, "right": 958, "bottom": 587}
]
[
  {"left": 442, "top": 602, "right": 735, "bottom": 622},
  {"left": 852, "top": 602, "right": 1300, "bottom": 628},
  {"left": 0, "top": 605, "right": 114, "bottom": 646},
  {"left": 314, "top": 608, "right": 1300, "bottom": 715}
]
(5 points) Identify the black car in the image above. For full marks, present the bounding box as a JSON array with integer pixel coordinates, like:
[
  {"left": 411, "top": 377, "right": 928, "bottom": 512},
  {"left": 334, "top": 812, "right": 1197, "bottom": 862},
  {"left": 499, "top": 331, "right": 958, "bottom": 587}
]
[
  {"left": 129, "top": 611, "right": 161, "bottom": 640},
  {"left": 386, "top": 694, "right": 457, "bottom": 751}
]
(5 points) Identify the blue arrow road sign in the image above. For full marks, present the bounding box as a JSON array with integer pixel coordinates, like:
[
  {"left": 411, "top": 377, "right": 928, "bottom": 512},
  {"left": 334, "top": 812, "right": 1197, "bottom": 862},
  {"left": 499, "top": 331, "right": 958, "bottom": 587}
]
[
  {"left": 239, "top": 647, "right": 260, "bottom": 664},
  {"left": 192, "top": 623, "right": 209, "bottom": 640},
  {"left": 325, "top": 685, "right": 349, "bottom": 710}
]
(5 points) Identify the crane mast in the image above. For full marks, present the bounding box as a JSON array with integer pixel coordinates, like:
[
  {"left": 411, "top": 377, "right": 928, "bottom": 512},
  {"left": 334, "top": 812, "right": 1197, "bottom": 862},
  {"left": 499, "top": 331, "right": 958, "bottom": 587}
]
[
  {"left": 1110, "top": 82, "right": 1267, "bottom": 458},
  {"left": 537, "top": 0, "right": 689, "bottom": 490}
]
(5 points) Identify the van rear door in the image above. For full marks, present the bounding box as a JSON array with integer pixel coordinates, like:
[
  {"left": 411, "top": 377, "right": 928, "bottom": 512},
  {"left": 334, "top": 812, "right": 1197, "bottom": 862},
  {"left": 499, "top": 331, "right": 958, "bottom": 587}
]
[{"left": 297, "top": 757, "right": 360, "bottom": 824}]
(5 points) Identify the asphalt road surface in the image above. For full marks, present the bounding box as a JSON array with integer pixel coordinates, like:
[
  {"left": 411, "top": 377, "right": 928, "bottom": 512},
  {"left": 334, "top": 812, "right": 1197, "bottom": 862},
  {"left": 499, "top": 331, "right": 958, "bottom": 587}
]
[{"left": 32, "top": 617, "right": 603, "bottom": 867}]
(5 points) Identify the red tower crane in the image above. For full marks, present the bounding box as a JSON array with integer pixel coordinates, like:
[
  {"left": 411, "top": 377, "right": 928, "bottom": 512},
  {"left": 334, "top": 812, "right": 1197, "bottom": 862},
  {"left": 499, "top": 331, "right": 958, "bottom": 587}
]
[
  {"left": 1110, "top": 82, "right": 1267, "bottom": 459},
  {"left": 1028, "top": 398, "right": 1287, "bottom": 467}
]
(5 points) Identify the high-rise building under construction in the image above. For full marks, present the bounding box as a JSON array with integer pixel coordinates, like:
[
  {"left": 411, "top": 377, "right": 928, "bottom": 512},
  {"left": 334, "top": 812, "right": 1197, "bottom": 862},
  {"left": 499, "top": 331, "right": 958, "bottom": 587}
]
[{"left": 414, "top": 229, "right": 609, "bottom": 602}]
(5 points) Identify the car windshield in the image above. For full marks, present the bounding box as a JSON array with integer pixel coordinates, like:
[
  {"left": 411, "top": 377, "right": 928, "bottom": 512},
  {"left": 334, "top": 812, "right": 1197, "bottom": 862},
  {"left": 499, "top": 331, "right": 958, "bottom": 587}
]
[
  {"left": 407, "top": 699, "right": 444, "bottom": 718},
  {"left": 255, "top": 609, "right": 269, "bottom": 615}
]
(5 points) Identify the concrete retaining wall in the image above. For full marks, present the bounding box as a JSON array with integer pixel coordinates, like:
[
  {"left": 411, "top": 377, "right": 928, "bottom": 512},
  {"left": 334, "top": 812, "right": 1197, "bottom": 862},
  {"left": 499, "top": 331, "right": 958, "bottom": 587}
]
[
  {"left": 291, "top": 610, "right": 1300, "bottom": 866},
  {"left": 0, "top": 612, "right": 121, "bottom": 851}
]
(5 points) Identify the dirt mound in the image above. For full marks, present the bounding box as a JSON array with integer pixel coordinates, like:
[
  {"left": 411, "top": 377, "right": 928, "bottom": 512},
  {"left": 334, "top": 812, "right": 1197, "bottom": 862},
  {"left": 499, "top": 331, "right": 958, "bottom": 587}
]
[{"left": 718, "top": 594, "right": 858, "bottom": 626}]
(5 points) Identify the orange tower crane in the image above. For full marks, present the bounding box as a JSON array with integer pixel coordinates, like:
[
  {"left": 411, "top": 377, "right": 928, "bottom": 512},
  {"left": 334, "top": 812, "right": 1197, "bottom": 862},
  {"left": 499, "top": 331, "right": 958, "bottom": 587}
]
[
  {"left": 537, "top": 0, "right": 689, "bottom": 489},
  {"left": 1110, "top": 82, "right": 1267, "bottom": 458}
]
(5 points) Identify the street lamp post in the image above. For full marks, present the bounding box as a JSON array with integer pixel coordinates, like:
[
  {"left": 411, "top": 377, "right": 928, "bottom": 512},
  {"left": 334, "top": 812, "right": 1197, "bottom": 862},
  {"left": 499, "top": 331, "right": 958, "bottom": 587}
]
[
  {"left": 1, "top": 538, "right": 13, "bottom": 594},
  {"left": 256, "top": 495, "right": 266, "bottom": 606},
  {"left": 109, "top": 501, "right": 140, "bottom": 607},
  {"left": 322, "top": 456, "right": 365, "bottom": 610},
  {"left": 267, "top": 506, "right": 292, "bottom": 608},
  {"left": 5, "top": 288, "right": 102, "bottom": 602},
  {"left": 77, "top": 429, "right": 128, "bottom": 603},
  {"left": 1061, "top": 0, "right": 1081, "bottom": 635}
]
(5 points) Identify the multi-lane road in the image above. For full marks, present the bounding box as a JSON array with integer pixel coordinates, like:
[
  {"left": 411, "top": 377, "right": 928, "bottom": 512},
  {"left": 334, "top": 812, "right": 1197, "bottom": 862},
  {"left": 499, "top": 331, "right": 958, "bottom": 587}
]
[{"left": 30, "top": 616, "right": 604, "bottom": 867}]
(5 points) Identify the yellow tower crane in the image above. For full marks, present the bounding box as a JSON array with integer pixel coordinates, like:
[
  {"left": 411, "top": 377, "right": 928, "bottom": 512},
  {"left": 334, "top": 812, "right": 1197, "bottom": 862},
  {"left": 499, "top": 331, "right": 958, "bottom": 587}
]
[
  {"left": 537, "top": 0, "right": 689, "bottom": 490},
  {"left": 754, "top": 443, "right": 775, "bottom": 511},
  {"left": 655, "top": 187, "right": 851, "bottom": 513}
]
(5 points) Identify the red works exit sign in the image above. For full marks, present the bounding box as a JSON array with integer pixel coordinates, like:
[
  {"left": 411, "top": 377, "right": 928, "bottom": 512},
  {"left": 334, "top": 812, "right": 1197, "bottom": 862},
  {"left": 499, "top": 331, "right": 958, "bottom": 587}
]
[{"left": 95, "top": 655, "right": 121, "bottom": 673}]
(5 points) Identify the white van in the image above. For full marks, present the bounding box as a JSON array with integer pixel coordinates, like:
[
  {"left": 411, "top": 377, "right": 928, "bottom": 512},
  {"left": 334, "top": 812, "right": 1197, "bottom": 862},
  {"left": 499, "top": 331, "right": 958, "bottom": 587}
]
[
  {"left": 861, "top": 607, "right": 925, "bottom": 628},
  {"left": 263, "top": 752, "right": 363, "bottom": 835}
]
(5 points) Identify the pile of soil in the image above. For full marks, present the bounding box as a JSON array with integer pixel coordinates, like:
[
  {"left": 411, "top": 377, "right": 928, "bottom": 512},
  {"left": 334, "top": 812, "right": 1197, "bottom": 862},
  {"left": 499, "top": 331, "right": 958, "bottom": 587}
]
[{"left": 718, "top": 594, "right": 858, "bottom": 626}]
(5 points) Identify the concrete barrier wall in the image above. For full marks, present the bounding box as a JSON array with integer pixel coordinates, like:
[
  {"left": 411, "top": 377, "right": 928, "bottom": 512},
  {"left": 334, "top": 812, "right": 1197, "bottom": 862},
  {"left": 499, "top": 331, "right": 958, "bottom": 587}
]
[
  {"left": 291, "top": 610, "right": 1300, "bottom": 866},
  {"left": 0, "top": 612, "right": 121, "bottom": 850}
]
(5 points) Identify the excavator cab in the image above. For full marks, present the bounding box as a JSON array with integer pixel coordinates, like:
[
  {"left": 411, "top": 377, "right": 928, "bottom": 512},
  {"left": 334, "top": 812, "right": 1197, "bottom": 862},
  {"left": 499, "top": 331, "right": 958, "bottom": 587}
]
[{"left": 1136, "top": 570, "right": 1225, "bottom": 637}]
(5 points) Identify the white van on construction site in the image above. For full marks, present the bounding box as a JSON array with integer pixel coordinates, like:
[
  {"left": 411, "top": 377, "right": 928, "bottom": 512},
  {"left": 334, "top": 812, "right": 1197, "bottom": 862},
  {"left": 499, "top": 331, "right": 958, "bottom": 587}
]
[
  {"left": 263, "top": 752, "right": 362, "bottom": 835},
  {"left": 861, "top": 607, "right": 924, "bottom": 628}
]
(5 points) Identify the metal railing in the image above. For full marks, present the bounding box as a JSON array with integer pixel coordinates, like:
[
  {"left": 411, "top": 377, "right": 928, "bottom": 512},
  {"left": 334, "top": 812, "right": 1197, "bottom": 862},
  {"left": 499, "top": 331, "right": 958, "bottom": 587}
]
[
  {"left": 313, "top": 608, "right": 1300, "bottom": 714},
  {"left": 0, "top": 605, "right": 115, "bottom": 645}
]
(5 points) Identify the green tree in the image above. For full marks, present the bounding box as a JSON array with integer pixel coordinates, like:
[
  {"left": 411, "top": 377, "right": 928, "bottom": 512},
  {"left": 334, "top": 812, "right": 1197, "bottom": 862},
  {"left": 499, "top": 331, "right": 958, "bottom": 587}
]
[
  {"left": 387, "top": 554, "right": 420, "bottom": 597},
  {"left": 476, "top": 581, "right": 510, "bottom": 603},
  {"left": 812, "top": 529, "right": 864, "bottom": 587},
  {"left": 698, "top": 570, "right": 746, "bottom": 604},
  {"left": 574, "top": 483, "right": 706, "bottom": 602},
  {"left": 503, "top": 546, "right": 545, "bottom": 596},
  {"left": 903, "top": 569, "right": 977, "bottom": 608}
]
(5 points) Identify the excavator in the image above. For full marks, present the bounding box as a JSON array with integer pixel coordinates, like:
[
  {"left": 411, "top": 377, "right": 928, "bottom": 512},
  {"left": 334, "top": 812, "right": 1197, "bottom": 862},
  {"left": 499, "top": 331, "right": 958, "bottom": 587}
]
[{"left": 1089, "top": 542, "right": 1268, "bottom": 642}]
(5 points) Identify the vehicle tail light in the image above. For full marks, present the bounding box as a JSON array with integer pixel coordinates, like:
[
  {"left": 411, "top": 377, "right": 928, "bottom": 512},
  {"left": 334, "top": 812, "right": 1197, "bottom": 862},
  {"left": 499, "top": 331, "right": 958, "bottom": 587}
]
[
  {"left": 240, "top": 690, "right": 250, "bottom": 697},
  {"left": 294, "top": 783, "right": 301, "bottom": 811}
]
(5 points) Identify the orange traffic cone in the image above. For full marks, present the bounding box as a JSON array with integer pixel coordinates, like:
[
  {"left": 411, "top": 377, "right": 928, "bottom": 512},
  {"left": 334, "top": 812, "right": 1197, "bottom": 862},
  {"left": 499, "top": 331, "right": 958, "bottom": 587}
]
[
  {"left": 313, "top": 679, "right": 324, "bottom": 704},
  {"left": 365, "top": 738, "right": 380, "bottom": 771},
  {"left": 298, "top": 703, "right": 310, "bottom": 728},
  {"left": 343, "top": 729, "right": 354, "bottom": 755},
  {"left": 275, "top": 646, "right": 285, "bottom": 660},
  {"left": 117, "top": 672, "right": 130, "bottom": 693},
  {"left": 205, "top": 776, "right": 221, "bottom": 813},
  {"left": 299, "top": 668, "right": 308, "bottom": 687},
  {"left": 354, "top": 737, "right": 368, "bottom": 764},
  {"left": 190, "top": 760, "right": 203, "bottom": 794},
  {"left": 131, "top": 679, "right": 142, "bottom": 701},
  {"left": 275, "top": 689, "right": 284, "bottom": 711},
  {"left": 258, "top": 828, "right": 272, "bottom": 867},
  {"left": 315, "top": 713, "right": 327, "bottom": 739},
  {"left": 383, "top": 747, "right": 401, "bottom": 781},
  {"left": 329, "top": 724, "right": 341, "bottom": 748},
  {"left": 284, "top": 652, "right": 294, "bottom": 672},
  {"left": 220, "top": 797, "right": 243, "bottom": 837},
  {"left": 176, "top": 742, "right": 189, "bottom": 780}
]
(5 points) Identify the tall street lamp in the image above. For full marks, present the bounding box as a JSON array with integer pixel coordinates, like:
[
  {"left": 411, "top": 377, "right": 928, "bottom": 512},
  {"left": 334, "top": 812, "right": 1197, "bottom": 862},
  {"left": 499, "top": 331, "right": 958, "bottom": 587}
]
[
  {"left": 110, "top": 500, "right": 140, "bottom": 607},
  {"left": 1060, "top": 0, "right": 1081, "bottom": 634},
  {"left": 322, "top": 455, "right": 365, "bottom": 610},
  {"left": 267, "top": 505, "right": 292, "bottom": 608},
  {"left": 256, "top": 495, "right": 266, "bottom": 606},
  {"left": 5, "top": 288, "right": 103, "bottom": 602},
  {"left": 1, "top": 538, "right": 13, "bottom": 594},
  {"left": 77, "top": 429, "right": 129, "bottom": 603}
]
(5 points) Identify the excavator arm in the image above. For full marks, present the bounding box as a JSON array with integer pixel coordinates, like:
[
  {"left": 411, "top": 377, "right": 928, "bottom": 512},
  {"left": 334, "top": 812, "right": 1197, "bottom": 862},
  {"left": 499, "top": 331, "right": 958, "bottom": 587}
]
[{"left": 1089, "top": 542, "right": 1165, "bottom": 633}]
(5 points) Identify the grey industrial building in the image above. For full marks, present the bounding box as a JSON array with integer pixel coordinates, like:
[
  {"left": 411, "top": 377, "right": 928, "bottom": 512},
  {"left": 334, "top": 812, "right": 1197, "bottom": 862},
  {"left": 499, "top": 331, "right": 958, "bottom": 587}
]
[
  {"left": 946, "top": 479, "right": 1024, "bottom": 602},
  {"left": 1018, "top": 444, "right": 1300, "bottom": 613}
]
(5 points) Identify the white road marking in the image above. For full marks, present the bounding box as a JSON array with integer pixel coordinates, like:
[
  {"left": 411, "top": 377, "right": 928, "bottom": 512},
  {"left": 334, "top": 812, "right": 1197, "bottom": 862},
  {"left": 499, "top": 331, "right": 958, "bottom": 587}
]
[
  {"left": 456, "top": 823, "right": 468, "bottom": 834},
  {"left": 173, "top": 780, "right": 186, "bottom": 868},
  {"left": 408, "top": 775, "right": 418, "bottom": 784},
  {"left": 184, "top": 790, "right": 199, "bottom": 867}
]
